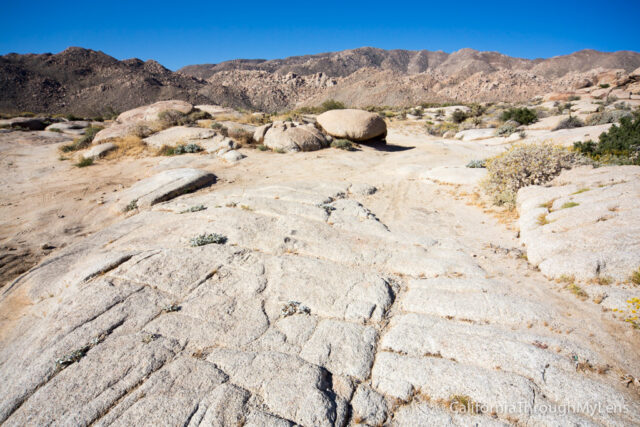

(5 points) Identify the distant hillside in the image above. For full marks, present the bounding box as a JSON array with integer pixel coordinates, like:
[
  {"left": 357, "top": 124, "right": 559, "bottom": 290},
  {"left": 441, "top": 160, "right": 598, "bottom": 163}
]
[{"left": 2, "top": 46, "right": 640, "bottom": 115}]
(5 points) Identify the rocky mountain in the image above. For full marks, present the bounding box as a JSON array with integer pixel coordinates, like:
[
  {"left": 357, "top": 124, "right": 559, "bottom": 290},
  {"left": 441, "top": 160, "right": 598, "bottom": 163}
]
[{"left": 2, "top": 47, "right": 640, "bottom": 115}]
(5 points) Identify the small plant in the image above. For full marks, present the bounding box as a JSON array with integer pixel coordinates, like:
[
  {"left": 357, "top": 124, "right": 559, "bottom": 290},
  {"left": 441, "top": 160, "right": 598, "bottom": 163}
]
[
  {"left": 466, "top": 159, "right": 486, "bottom": 168},
  {"left": 568, "top": 95, "right": 581, "bottom": 101},
  {"left": 75, "top": 157, "right": 94, "bottom": 168},
  {"left": 331, "top": 139, "right": 355, "bottom": 151},
  {"left": 48, "top": 128, "right": 62, "bottom": 133},
  {"left": 561, "top": 201, "right": 579, "bottom": 209},
  {"left": 174, "top": 143, "right": 203, "bottom": 154},
  {"left": 500, "top": 107, "right": 537, "bottom": 125},
  {"left": 571, "top": 188, "right": 590, "bottom": 195},
  {"left": 448, "top": 394, "right": 481, "bottom": 414},
  {"left": 55, "top": 333, "right": 105, "bottom": 369},
  {"left": 612, "top": 297, "right": 640, "bottom": 329},
  {"left": 631, "top": 268, "right": 640, "bottom": 286},
  {"left": 537, "top": 213, "right": 550, "bottom": 225},
  {"left": 141, "top": 333, "right": 161, "bottom": 344},
  {"left": 495, "top": 122, "right": 517, "bottom": 136},
  {"left": 190, "top": 233, "right": 227, "bottom": 246},
  {"left": 157, "top": 109, "right": 186, "bottom": 127},
  {"left": 274, "top": 148, "right": 286, "bottom": 154},
  {"left": 180, "top": 204, "right": 206, "bottom": 213},
  {"left": 257, "top": 144, "right": 268, "bottom": 151},
  {"left": 554, "top": 116, "right": 584, "bottom": 130},
  {"left": 566, "top": 283, "right": 589, "bottom": 300},
  {"left": 60, "top": 126, "right": 103, "bottom": 152},
  {"left": 281, "top": 301, "right": 311, "bottom": 317},
  {"left": 124, "top": 199, "right": 138, "bottom": 212},
  {"left": 162, "top": 304, "right": 181, "bottom": 313},
  {"left": 599, "top": 83, "right": 610, "bottom": 89},
  {"left": 538, "top": 199, "right": 555, "bottom": 210}
]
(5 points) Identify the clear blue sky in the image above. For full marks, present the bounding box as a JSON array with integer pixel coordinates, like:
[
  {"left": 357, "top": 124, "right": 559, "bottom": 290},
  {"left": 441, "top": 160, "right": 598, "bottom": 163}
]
[{"left": 2, "top": 0, "right": 639, "bottom": 71}]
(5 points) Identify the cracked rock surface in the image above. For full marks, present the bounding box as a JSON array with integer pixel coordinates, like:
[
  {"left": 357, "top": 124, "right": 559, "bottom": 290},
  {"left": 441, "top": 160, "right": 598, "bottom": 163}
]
[{"left": 1, "top": 127, "right": 639, "bottom": 426}]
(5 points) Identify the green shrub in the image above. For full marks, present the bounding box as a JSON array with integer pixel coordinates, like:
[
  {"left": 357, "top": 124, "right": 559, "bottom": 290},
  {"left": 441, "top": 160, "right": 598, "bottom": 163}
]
[
  {"left": 75, "top": 157, "right": 94, "bottom": 168},
  {"left": 599, "top": 83, "right": 610, "bottom": 89},
  {"left": 331, "top": 139, "right": 355, "bottom": 151},
  {"left": 573, "top": 114, "right": 640, "bottom": 165},
  {"left": 554, "top": 116, "right": 584, "bottom": 131},
  {"left": 190, "top": 233, "right": 227, "bottom": 246},
  {"left": 158, "top": 143, "right": 203, "bottom": 156},
  {"left": 500, "top": 108, "right": 537, "bottom": 125},
  {"left": 451, "top": 109, "right": 469, "bottom": 124},
  {"left": 257, "top": 144, "right": 268, "bottom": 151},
  {"left": 180, "top": 204, "right": 206, "bottom": 213},
  {"left": 319, "top": 99, "right": 346, "bottom": 112},
  {"left": 482, "top": 143, "right": 590, "bottom": 206},
  {"left": 60, "top": 126, "right": 103, "bottom": 152}
]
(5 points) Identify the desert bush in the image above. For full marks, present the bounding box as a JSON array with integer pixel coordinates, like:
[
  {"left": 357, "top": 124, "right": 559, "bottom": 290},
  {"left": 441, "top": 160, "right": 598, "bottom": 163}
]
[
  {"left": 426, "top": 121, "right": 458, "bottom": 136},
  {"left": 482, "top": 143, "right": 590, "bottom": 206},
  {"left": 614, "top": 102, "right": 631, "bottom": 111},
  {"left": 319, "top": 99, "right": 346, "bottom": 112},
  {"left": 157, "top": 109, "right": 185, "bottom": 127},
  {"left": 256, "top": 144, "right": 268, "bottom": 151},
  {"left": 500, "top": 107, "right": 537, "bottom": 125},
  {"left": 331, "top": 139, "right": 355, "bottom": 151},
  {"left": 228, "top": 128, "right": 254, "bottom": 145},
  {"left": 573, "top": 114, "right": 640, "bottom": 165},
  {"left": 60, "top": 126, "right": 103, "bottom": 152},
  {"left": 585, "top": 110, "right": 632, "bottom": 126},
  {"left": 568, "top": 95, "right": 581, "bottom": 101},
  {"left": 75, "top": 157, "right": 94, "bottom": 168},
  {"left": 451, "top": 109, "right": 469, "bottom": 124},
  {"left": 599, "top": 83, "right": 610, "bottom": 89},
  {"left": 554, "top": 116, "right": 584, "bottom": 130},
  {"left": 495, "top": 121, "right": 518, "bottom": 136},
  {"left": 157, "top": 143, "right": 203, "bottom": 156}
]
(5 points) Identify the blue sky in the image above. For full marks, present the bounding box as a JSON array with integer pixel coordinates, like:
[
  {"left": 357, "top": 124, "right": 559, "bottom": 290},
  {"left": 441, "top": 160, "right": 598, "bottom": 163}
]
[{"left": 2, "top": 0, "right": 639, "bottom": 70}]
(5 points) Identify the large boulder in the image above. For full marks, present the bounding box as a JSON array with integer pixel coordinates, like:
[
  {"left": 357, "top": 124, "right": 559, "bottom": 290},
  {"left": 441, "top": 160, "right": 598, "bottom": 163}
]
[
  {"left": 93, "top": 122, "right": 153, "bottom": 144},
  {"left": 316, "top": 109, "right": 386, "bottom": 142},
  {"left": 142, "top": 126, "right": 237, "bottom": 154},
  {"left": 116, "top": 100, "right": 193, "bottom": 124},
  {"left": 261, "top": 121, "right": 329, "bottom": 152}
]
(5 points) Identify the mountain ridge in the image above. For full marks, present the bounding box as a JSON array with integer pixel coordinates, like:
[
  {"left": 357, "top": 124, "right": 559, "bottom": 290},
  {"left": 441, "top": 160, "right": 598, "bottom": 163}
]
[{"left": 2, "top": 46, "right": 639, "bottom": 115}]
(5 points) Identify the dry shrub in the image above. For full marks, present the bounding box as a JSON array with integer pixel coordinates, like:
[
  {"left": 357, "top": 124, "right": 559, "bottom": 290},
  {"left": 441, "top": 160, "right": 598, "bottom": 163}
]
[
  {"left": 482, "top": 143, "right": 590, "bottom": 206},
  {"left": 104, "top": 136, "right": 148, "bottom": 159},
  {"left": 228, "top": 128, "right": 254, "bottom": 146}
]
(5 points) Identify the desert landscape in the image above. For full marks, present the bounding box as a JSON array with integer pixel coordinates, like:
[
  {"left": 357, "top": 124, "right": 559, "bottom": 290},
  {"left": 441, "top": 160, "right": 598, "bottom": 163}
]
[{"left": 1, "top": 43, "right": 640, "bottom": 426}]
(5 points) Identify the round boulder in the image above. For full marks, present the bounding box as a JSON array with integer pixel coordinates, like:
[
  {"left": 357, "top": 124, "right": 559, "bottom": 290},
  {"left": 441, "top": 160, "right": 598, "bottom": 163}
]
[
  {"left": 263, "top": 121, "right": 329, "bottom": 152},
  {"left": 316, "top": 109, "right": 386, "bottom": 142}
]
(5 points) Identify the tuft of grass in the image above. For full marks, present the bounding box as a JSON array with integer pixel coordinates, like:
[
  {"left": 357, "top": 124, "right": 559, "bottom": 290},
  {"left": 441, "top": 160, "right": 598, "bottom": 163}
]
[
  {"left": 537, "top": 213, "right": 550, "bottom": 226},
  {"left": 331, "top": 139, "right": 355, "bottom": 151},
  {"left": 180, "top": 204, "right": 206, "bottom": 214},
  {"left": 566, "top": 283, "right": 589, "bottom": 300},
  {"left": 75, "top": 157, "right": 94, "bottom": 168},
  {"left": 630, "top": 268, "right": 640, "bottom": 286},
  {"left": 60, "top": 126, "right": 103, "bottom": 152},
  {"left": 190, "top": 233, "right": 227, "bottom": 246},
  {"left": 448, "top": 394, "right": 481, "bottom": 414},
  {"left": 274, "top": 148, "right": 286, "bottom": 154},
  {"left": 257, "top": 144, "right": 268, "bottom": 151},
  {"left": 123, "top": 199, "right": 138, "bottom": 212},
  {"left": 571, "top": 188, "right": 590, "bottom": 195},
  {"left": 599, "top": 83, "right": 610, "bottom": 89},
  {"left": 561, "top": 201, "right": 579, "bottom": 209},
  {"left": 557, "top": 274, "right": 576, "bottom": 284},
  {"left": 538, "top": 199, "right": 555, "bottom": 210}
]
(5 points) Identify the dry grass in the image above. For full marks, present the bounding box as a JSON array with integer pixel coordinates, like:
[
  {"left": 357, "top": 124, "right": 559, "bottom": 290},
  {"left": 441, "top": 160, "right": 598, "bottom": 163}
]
[
  {"left": 566, "top": 283, "right": 589, "bottom": 300},
  {"left": 103, "top": 136, "right": 148, "bottom": 159}
]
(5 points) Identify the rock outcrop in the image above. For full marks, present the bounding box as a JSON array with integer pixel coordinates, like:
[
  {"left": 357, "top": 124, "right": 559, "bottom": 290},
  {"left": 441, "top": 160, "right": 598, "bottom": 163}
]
[{"left": 257, "top": 121, "right": 329, "bottom": 152}]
